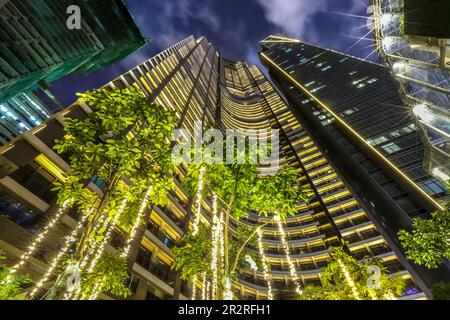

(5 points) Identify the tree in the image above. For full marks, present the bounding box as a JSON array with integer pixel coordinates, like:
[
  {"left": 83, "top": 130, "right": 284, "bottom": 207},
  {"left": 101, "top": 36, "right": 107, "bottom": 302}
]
[
  {"left": 0, "top": 250, "right": 31, "bottom": 300},
  {"left": 172, "top": 224, "right": 212, "bottom": 281},
  {"left": 298, "top": 246, "right": 405, "bottom": 300},
  {"left": 77, "top": 253, "right": 132, "bottom": 299},
  {"left": 177, "top": 143, "right": 309, "bottom": 299},
  {"left": 398, "top": 202, "right": 450, "bottom": 269},
  {"left": 431, "top": 282, "right": 450, "bottom": 300},
  {"left": 30, "top": 86, "right": 176, "bottom": 299}
]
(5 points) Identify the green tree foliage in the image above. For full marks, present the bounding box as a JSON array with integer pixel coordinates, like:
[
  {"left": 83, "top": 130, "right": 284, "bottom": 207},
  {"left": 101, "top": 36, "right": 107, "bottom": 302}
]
[
  {"left": 251, "top": 166, "right": 311, "bottom": 217},
  {"left": 52, "top": 87, "right": 176, "bottom": 258},
  {"left": 398, "top": 202, "right": 450, "bottom": 269},
  {"left": 37, "top": 87, "right": 177, "bottom": 299},
  {"left": 0, "top": 250, "right": 31, "bottom": 300},
  {"left": 298, "top": 247, "right": 405, "bottom": 300},
  {"left": 79, "top": 253, "right": 132, "bottom": 299},
  {"left": 178, "top": 137, "right": 309, "bottom": 298},
  {"left": 229, "top": 224, "right": 263, "bottom": 272},
  {"left": 172, "top": 224, "right": 211, "bottom": 280},
  {"left": 431, "top": 282, "right": 450, "bottom": 300}
]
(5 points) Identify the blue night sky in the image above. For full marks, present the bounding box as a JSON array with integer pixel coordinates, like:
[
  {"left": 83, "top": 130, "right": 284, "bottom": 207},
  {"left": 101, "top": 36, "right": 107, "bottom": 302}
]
[{"left": 51, "top": 0, "right": 378, "bottom": 106}]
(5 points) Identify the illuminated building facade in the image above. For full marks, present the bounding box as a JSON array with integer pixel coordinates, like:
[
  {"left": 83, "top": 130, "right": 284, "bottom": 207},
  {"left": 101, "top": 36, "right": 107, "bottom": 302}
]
[
  {"left": 0, "top": 35, "right": 437, "bottom": 300},
  {"left": 371, "top": 0, "right": 450, "bottom": 183},
  {"left": 0, "top": 0, "right": 148, "bottom": 144},
  {"left": 259, "top": 34, "right": 450, "bottom": 294}
]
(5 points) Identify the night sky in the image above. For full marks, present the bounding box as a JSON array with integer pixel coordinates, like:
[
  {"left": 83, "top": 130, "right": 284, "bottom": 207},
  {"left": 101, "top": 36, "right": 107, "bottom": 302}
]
[{"left": 51, "top": 0, "right": 378, "bottom": 106}]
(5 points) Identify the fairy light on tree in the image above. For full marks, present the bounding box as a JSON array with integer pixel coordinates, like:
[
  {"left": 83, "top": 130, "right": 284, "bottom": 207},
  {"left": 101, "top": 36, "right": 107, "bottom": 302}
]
[
  {"left": 275, "top": 215, "right": 303, "bottom": 295},
  {"left": 337, "top": 258, "right": 361, "bottom": 300},
  {"left": 120, "top": 187, "right": 153, "bottom": 259},
  {"left": 191, "top": 276, "right": 197, "bottom": 300},
  {"left": 87, "top": 198, "right": 128, "bottom": 273},
  {"left": 2, "top": 201, "right": 67, "bottom": 284},
  {"left": 32, "top": 87, "right": 176, "bottom": 300},
  {"left": 256, "top": 228, "right": 273, "bottom": 300},
  {"left": 28, "top": 207, "right": 89, "bottom": 299},
  {"left": 192, "top": 166, "right": 206, "bottom": 236},
  {"left": 201, "top": 272, "right": 207, "bottom": 300},
  {"left": 223, "top": 277, "right": 233, "bottom": 300},
  {"left": 2, "top": 201, "right": 69, "bottom": 285},
  {"left": 210, "top": 193, "right": 220, "bottom": 299}
]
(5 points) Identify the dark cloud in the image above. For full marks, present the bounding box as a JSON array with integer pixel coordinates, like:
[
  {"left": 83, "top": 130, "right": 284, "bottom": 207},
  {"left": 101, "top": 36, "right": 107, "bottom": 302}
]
[{"left": 51, "top": 0, "right": 377, "bottom": 106}]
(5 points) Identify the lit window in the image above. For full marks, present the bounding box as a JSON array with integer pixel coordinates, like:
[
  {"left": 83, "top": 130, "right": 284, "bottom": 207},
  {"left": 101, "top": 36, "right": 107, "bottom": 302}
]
[
  {"left": 349, "top": 71, "right": 358, "bottom": 76},
  {"left": 311, "top": 85, "right": 326, "bottom": 93},
  {"left": 321, "top": 66, "right": 332, "bottom": 71},
  {"left": 367, "top": 136, "right": 388, "bottom": 146},
  {"left": 382, "top": 142, "right": 401, "bottom": 154}
]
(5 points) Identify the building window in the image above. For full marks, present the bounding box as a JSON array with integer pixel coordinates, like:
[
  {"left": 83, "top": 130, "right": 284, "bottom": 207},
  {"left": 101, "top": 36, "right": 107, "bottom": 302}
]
[
  {"left": 381, "top": 142, "right": 401, "bottom": 154},
  {"left": 311, "top": 85, "right": 326, "bottom": 93}
]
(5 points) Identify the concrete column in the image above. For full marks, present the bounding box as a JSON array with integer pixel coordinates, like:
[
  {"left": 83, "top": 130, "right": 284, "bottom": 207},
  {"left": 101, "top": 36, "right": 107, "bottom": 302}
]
[{"left": 133, "top": 277, "right": 148, "bottom": 300}]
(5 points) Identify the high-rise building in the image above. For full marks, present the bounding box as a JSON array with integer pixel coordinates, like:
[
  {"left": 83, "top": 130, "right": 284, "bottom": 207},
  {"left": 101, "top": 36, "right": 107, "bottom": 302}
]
[
  {"left": 0, "top": 0, "right": 148, "bottom": 144},
  {"left": 371, "top": 0, "right": 450, "bottom": 183},
  {"left": 259, "top": 34, "right": 450, "bottom": 292},
  {"left": 0, "top": 35, "right": 435, "bottom": 300}
]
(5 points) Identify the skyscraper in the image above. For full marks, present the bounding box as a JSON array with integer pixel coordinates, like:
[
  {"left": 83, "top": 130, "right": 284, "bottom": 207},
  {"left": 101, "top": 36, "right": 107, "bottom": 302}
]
[
  {"left": 371, "top": 0, "right": 450, "bottom": 184},
  {"left": 0, "top": 35, "right": 434, "bottom": 300},
  {"left": 0, "top": 0, "right": 148, "bottom": 144},
  {"left": 259, "top": 34, "right": 450, "bottom": 292}
]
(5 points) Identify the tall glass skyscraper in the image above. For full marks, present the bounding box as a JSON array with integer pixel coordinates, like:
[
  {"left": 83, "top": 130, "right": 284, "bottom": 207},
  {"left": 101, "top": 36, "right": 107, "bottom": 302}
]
[
  {"left": 0, "top": 0, "right": 148, "bottom": 144},
  {"left": 371, "top": 0, "right": 450, "bottom": 184},
  {"left": 0, "top": 35, "right": 447, "bottom": 300},
  {"left": 259, "top": 34, "right": 450, "bottom": 293}
]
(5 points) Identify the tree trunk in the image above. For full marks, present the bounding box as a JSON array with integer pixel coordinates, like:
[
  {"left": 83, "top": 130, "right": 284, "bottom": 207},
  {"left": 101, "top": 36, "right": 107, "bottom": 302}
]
[
  {"left": 126, "top": 206, "right": 153, "bottom": 273},
  {"left": 230, "top": 218, "right": 274, "bottom": 274},
  {"left": 75, "top": 175, "right": 118, "bottom": 262}
]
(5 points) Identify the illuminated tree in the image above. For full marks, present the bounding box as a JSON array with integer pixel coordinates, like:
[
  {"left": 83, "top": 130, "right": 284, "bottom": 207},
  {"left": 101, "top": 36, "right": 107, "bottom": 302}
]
[
  {"left": 175, "top": 144, "right": 309, "bottom": 299},
  {"left": 26, "top": 87, "right": 176, "bottom": 299},
  {"left": 298, "top": 246, "right": 405, "bottom": 300},
  {"left": 0, "top": 250, "right": 31, "bottom": 300}
]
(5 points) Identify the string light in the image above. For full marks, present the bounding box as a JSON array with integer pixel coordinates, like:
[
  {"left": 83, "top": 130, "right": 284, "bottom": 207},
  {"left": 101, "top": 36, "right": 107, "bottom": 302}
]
[
  {"left": 218, "top": 205, "right": 225, "bottom": 272},
  {"left": 210, "top": 193, "right": 219, "bottom": 299},
  {"left": 28, "top": 206, "right": 90, "bottom": 299},
  {"left": 192, "top": 166, "right": 205, "bottom": 235},
  {"left": 87, "top": 198, "right": 128, "bottom": 273},
  {"left": 120, "top": 187, "right": 153, "bottom": 258},
  {"left": 275, "top": 215, "right": 303, "bottom": 295},
  {"left": 205, "top": 281, "right": 211, "bottom": 300},
  {"left": 337, "top": 258, "right": 361, "bottom": 300},
  {"left": 65, "top": 199, "right": 127, "bottom": 300},
  {"left": 87, "top": 281, "right": 102, "bottom": 300},
  {"left": 79, "top": 214, "right": 111, "bottom": 270},
  {"left": 201, "top": 272, "right": 207, "bottom": 300},
  {"left": 257, "top": 228, "right": 273, "bottom": 300},
  {"left": 191, "top": 276, "right": 197, "bottom": 300},
  {"left": 63, "top": 212, "right": 107, "bottom": 300},
  {"left": 2, "top": 201, "right": 69, "bottom": 286},
  {"left": 223, "top": 277, "right": 233, "bottom": 300},
  {"left": 383, "top": 293, "right": 395, "bottom": 300}
]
